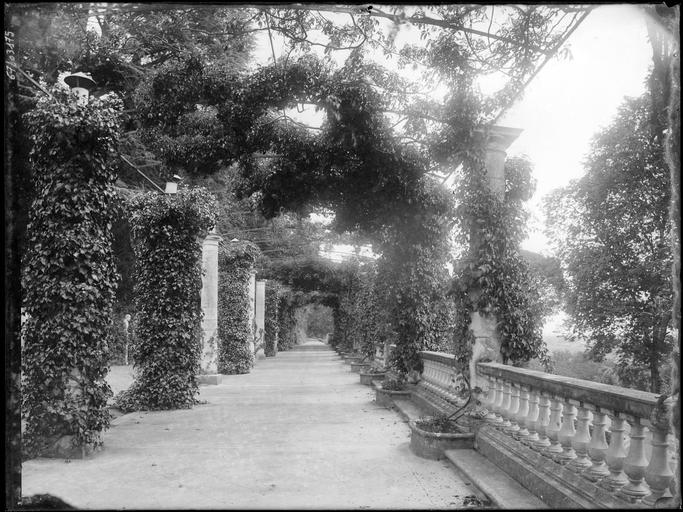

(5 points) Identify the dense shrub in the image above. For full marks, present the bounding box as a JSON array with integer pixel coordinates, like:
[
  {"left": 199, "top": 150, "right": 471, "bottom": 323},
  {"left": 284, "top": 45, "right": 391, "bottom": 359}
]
[
  {"left": 114, "top": 188, "right": 215, "bottom": 411},
  {"left": 277, "top": 291, "right": 299, "bottom": 351},
  {"left": 21, "top": 86, "right": 122, "bottom": 457},
  {"left": 217, "top": 241, "right": 260, "bottom": 373},
  {"left": 264, "top": 280, "right": 282, "bottom": 357}
]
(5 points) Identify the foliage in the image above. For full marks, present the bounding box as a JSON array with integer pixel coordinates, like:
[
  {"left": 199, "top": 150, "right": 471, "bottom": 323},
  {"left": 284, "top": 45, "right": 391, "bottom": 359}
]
[
  {"left": 264, "top": 280, "right": 282, "bottom": 357},
  {"left": 520, "top": 250, "right": 565, "bottom": 318},
  {"left": 277, "top": 291, "right": 299, "bottom": 351},
  {"left": 217, "top": 240, "right": 260, "bottom": 374},
  {"left": 21, "top": 85, "right": 122, "bottom": 457},
  {"left": 115, "top": 188, "right": 216, "bottom": 411},
  {"left": 451, "top": 154, "right": 548, "bottom": 371},
  {"left": 381, "top": 376, "right": 406, "bottom": 391},
  {"left": 415, "top": 415, "right": 461, "bottom": 434},
  {"left": 305, "top": 304, "right": 334, "bottom": 339},
  {"left": 379, "top": 180, "right": 457, "bottom": 375},
  {"left": 545, "top": 94, "right": 674, "bottom": 392}
]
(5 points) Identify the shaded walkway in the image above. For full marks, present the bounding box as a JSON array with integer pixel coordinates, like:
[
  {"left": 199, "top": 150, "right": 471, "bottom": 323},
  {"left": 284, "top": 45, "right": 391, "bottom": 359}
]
[{"left": 22, "top": 341, "right": 472, "bottom": 509}]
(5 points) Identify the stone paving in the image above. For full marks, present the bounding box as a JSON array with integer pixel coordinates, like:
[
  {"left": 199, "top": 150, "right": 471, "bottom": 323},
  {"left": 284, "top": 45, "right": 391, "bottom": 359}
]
[{"left": 22, "top": 341, "right": 474, "bottom": 509}]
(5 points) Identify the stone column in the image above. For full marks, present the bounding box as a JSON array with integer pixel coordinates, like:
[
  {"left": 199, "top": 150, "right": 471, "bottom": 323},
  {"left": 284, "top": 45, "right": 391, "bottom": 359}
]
[
  {"left": 248, "top": 271, "right": 256, "bottom": 354},
  {"left": 200, "top": 231, "right": 222, "bottom": 375},
  {"left": 254, "top": 279, "right": 266, "bottom": 358},
  {"left": 468, "top": 125, "right": 523, "bottom": 390}
]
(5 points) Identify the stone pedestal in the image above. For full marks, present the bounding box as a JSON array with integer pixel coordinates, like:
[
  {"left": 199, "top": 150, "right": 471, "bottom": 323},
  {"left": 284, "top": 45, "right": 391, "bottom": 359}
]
[
  {"left": 255, "top": 280, "right": 266, "bottom": 350},
  {"left": 200, "top": 232, "right": 222, "bottom": 376}
]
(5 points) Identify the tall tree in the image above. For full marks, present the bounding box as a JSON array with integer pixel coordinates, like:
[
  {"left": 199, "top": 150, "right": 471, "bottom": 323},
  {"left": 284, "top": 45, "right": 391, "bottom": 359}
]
[{"left": 545, "top": 94, "right": 673, "bottom": 393}]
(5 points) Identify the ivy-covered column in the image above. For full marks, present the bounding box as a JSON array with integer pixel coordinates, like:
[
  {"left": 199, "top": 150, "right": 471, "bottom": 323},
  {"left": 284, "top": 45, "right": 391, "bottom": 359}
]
[
  {"left": 115, "top": 189, "right": 215, "bottom": 411},
  {"left": 264, "top": 281, "right": 282, "bottom": 357},
  {"left": 200, "top": 229, "right": 222, "bottom": 377},
  {"left": 21, "top": 87, "right": 122, "bottom": 458},
  {"left": 217, "top": 241, "right": 259, "bottom": 374},
  {"left": 468, "top": 125, "right": 522, "bottom": 390}
]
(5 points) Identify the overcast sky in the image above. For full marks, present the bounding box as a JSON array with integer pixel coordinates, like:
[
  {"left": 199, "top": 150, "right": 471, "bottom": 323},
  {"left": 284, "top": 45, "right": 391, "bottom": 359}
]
[{"left": 503, "top": 4, "right": 652, "bottom": 254}]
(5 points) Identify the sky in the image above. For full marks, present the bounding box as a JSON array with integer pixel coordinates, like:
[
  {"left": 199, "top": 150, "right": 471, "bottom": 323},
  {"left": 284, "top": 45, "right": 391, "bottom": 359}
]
[{"left": 501, "top": 4, "right": 653, "bottom": 254}]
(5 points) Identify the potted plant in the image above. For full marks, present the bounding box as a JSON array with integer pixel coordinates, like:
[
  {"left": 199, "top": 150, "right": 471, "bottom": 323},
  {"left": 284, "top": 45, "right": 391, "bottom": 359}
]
[
  {"left": 359, "top": 362, "right": 387, "bottom": 385},
  {"left": 408, "top": 372, "right": 477, "bottom": 459},
  {"left": 409, "top": 414, "right": 475, "bottom": 459},
  {"left": 375, "top": 375, "right": 411, "bottom": 407}
]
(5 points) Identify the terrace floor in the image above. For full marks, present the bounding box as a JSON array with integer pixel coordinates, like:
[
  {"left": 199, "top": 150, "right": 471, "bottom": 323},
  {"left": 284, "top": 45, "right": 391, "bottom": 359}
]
[{"left": 22, "top": 340, "right": 475, "bottom": 509}]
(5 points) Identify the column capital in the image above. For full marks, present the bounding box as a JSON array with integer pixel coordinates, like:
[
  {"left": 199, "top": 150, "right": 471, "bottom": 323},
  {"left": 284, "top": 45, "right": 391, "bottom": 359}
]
[
  {"left": 478, "top": 125, "right": 524, "bottom": 153},
  {"left": 204, "top": 232, "right": 223, "bottom": 243}
]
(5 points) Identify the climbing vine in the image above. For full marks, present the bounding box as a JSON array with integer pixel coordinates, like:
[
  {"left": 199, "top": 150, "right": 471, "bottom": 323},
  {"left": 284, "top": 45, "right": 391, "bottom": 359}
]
[
  {"left": 264, "top": 280, "right": 282, "bottom": 357},
  {"left": 21, "top": 85, "right": 122, "bottom": 457},
  {"left": 451, "top": 152, "right": 548, "bottom": 370},
  {"left": 217, "top": 240, "right": 260, "bottom": 374},
  {"left": 115, "top": 188, "right": 216, "bottom": 411}
]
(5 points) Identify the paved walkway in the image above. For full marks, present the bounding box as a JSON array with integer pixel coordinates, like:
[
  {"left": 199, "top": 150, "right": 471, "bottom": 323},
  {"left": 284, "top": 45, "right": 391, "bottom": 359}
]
[{"left": 22, "top": 341, "right": 473, "bottom": 509}]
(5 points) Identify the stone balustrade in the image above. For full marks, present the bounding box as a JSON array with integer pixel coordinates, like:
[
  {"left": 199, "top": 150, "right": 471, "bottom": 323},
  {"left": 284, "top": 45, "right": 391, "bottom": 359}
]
[
  {"left": 477, "top": 362, "right": 676, "bottom": 506},
  {"left": 418, "top": 351, "right": 463, "bottom": 404}
]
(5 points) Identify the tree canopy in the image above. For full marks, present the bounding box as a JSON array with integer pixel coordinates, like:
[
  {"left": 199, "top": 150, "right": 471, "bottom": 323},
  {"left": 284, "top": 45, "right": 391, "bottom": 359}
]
[{"left": 545, "top": 94, "right": 674, "bottom": 393}]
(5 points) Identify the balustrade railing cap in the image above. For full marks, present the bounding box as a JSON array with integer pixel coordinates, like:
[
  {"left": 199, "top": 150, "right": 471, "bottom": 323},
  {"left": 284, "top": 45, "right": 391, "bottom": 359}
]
[{"left": 476, "top": 361, "right": 671, "bottom": 421}]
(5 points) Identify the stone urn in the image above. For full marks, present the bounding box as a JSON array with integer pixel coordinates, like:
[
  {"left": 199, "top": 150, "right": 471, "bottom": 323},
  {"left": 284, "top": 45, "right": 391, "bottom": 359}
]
[
  {"left": 408, "top": 419, "right": 474, "bottom": 460},
  {"left": 375, "top": 386, "right": 411, "bottom": 407},
  {"left": 360, "top": 371, "right": 386, "bottom": 385}
]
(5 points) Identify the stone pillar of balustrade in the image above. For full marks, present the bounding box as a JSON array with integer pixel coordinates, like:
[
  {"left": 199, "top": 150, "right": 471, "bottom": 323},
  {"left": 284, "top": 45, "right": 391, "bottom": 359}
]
[
  {"left": 498, "top": 381, "right": 512, "bottom": 429},
  {"left": 568, "top": 404, "right": 593, "bottom": 472},
  {"left": 491, "top": 378, "right": 505, "bottom": 426},
  {"left": 532, "top": 394, "right": 551, "bottom": 451},
  {"left": 643, "top": 400, "right": 675, "bottom": 506},
  {"left": 199, "top": 230, "right": 222, "bottom": 376},
  {"left": 468, "top": 126, "right": 523, "bottom": 395},
  {"left": 544, "top": 396, "right": 564, "bottom": 459},
  {"left": 601, "top": 415, "right": 629, "bottom": 492},
  {"left": 514, "top": 387, "right": 531, "bottom": 441},
  {"left": 504, "top": 384, "right": 521, "bottom": 435},
  {"left": 557, "top": 400, "right": 578, "bottom": 464},
  {"left": 523, "top": 390, "right": 540, "bottom": 446},
  {"left": 484, "top": 376, "right": 499, "bottom": 423},
  {"left": 618, "top": 418, "right": 650, "bottom": 502},
  {"left": 584, "top": 408, "right": 610, "bottom": 482}
]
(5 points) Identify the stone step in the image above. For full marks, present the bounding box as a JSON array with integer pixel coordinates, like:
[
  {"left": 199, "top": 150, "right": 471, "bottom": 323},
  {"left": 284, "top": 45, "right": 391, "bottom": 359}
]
[
  {"left": 445, "top": 449, "right": 548, "bottom": 510},
  {"left": 392, "top": 397, "right": 428, "bottom": 422}
]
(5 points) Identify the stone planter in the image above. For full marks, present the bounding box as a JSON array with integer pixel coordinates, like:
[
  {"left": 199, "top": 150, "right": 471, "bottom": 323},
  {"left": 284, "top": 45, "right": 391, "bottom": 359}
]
[
  {"left": 375, "top": 386, "right": 411, "bottom": 407},
  {"left": 360, "top": 371, "right": 386, "bottom": 385},
  {"left": 350, "top": 362, "right": 370, "bottom": 373},
  {"left": 408, "top": 419, "right": 474, "bottom": 460}
]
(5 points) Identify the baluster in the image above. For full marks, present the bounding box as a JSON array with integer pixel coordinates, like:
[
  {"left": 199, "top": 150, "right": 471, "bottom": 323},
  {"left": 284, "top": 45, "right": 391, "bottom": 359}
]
[
  {"left": 483, "top": 377, "right": 497, "bottom": 423},
  {"left": 618, "top": 418, "right": 650, "bottom": 502},
  {"left": 514, "top": 387, "right": 530, "bottom": 441},
  {"left": 544, "top": 396, "right": 564, "bottom": 459},
  {"left": 491, "top": 378, "right": 505, "bottom": 426},
  {"left": 568, "top": 404, "right": 593, "bottom": 472},
  {"left": 523, "top": 390, "right": 540, "bottom": 446},
  {"left": 504, "top": 384, "right": 521, "bottom": 435},
  {"left": 642, "top": 415, "right": 674, "bottom": 506},
  {"left": 557, "top": 400, "right": 577, "bottom": 464},
  {"left": 584, "top": 409, "right": 610, "bottom": 481},
  {"left": 601, "top": 415, "right": 629, "bottom": 492},
  {"left": 498, "top": 381, "right": 512, "bottom": 430},
  {"left": 532, "top": 394, "right": 551, "bottom": 451}
]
